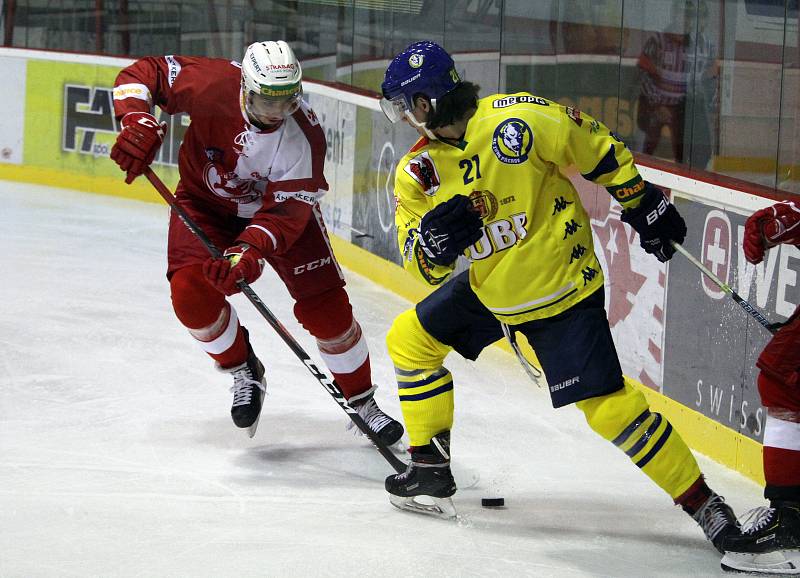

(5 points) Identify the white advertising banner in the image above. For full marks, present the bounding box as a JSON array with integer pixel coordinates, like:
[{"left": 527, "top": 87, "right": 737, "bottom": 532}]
[{"left": 0, "top": 56, "right": 27, "bottom": 165}]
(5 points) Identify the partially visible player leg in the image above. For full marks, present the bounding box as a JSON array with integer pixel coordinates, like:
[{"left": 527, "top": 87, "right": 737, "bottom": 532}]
[
  {"left": 385, "top": 308, "right": 457, "bottom": 518},
  {"left": 167, "top": 206, "right": 266, "bottom": 432},
  {"left": 274, "top": 204, "right": 402, "bottom": 445},
  {"left": 722, "top": 314, "right": 800, "bottom": 574},
  {"left": 520, "top": 288, "right": 736, "bottom": 553},
  {"left": 577, "top": 380, "right": 736, "bottom": 552},
  {"left": 294, "top": 287, "right": 403, "bottom": 445},
  {"left": 385, "top": 271, "right": 503, "bottom": 518}
]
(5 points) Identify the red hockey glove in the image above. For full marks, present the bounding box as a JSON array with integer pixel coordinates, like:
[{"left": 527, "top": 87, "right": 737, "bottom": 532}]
[
  {"left": 743, "top": 201, "right": 800, "bottom": 264},
  {"left": 417, "top": 195, "right": 484, "bottom": 266},
  {"left": 620, "top": 182, "right": 687, "bottom": 262},
  {"left": 110, "top": 112, "right": 167, "bottom": 184},
  {"left": 202, "top": 244, "right": 265, "bottom": 296}
]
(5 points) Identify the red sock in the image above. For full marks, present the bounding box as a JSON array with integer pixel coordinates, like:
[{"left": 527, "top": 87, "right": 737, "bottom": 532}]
[
  {"left": 295, "top": 288, "right": 373, "bottom": 399},
  {"left": 675, "top": 476, "right": 712, "bottom": 515}
]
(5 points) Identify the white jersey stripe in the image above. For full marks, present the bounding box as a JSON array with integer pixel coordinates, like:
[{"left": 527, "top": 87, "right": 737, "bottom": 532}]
[
  {"left": 763, "top": 414, "right": 800, "bottom": 452},
  {"left": 194, "top": 305, "right": 240, "bottom": 355},
  {"left": 164, "top": 55, "right": 182, "bottom": 87},
  {"left": 487, "top": 282, "right": 576, "bottom": 314},
  {"left": 112, "top": 83, "right": 151, "bottom": 104},
  {"left": 312, "top": 203, "right": 344, "bottom": 281},
  {"left": 318, "top": 333, "right": 369, "bottom": 374},
  {"left": 244, "top": 224, "right": 277, "bottom": 251}
]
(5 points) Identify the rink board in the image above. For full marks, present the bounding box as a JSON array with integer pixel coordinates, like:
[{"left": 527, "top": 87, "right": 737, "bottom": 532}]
[{"left": 2, "top": 47, "right": 795, "bottom": 486}]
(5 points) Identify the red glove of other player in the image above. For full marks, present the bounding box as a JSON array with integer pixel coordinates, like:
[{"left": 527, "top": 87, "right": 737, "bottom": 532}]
[
  {"left": 743, "top": 201, "right": 800, "bottom": 264},
  {"left": 202, "top": 244, "right": 265, "bottom": 296},
  {"left": 110, "top": 112, "right": 167, "bottom": 184}
]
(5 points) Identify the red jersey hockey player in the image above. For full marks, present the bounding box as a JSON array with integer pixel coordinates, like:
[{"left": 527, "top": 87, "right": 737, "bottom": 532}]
[
  {"left": 110, "top": 40, "right": 403, "bottom": 443},
  {"left": 722, "top": 200, "right": 800, "bottom": 574}
]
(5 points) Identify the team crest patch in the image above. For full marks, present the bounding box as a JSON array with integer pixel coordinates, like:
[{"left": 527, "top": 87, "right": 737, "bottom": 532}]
[
  {"left": 408, "top": 53, "right": 424, "bottom": 68},
  {"left": 404, "top": 152, "right": 440, "bottom": 196},
  {"left": 566, "top": 106, "right": 583, "bottom": 127},
  {"left": 469, "top": 189, "right": 498, "bottom": 221},
  {"left": 205, "top": 147, "right": 224, "bottom": 162},
  {"left": 492, "top": 118, "right": 533, "bottom": 165}
]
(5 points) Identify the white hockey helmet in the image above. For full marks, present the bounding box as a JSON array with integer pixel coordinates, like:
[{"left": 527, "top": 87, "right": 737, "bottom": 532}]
[{"left": 241, "top": 40, "right": 303, "bottom": 126}]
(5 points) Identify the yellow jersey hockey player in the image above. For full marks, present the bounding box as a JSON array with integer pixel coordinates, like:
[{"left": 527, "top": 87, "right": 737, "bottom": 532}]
[{"left": 379, "top": 40, "right": 737, "bottom": 554}]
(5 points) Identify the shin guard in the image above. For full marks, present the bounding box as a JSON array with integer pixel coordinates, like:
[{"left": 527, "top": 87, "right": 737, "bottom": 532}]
[
  {"left": 578, "top": 379, "right": 701, "bottom": 499},
  {"left": 387, "top": 309, "right": 454, "bottom": 447}
]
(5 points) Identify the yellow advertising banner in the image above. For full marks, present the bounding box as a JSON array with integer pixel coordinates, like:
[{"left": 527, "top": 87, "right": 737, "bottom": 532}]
[{"left": 0, "top": 59, "right": 183, "bottom": 202}]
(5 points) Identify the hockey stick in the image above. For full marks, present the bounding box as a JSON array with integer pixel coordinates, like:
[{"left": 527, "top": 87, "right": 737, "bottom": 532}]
[
  {"left": 671, "top": 241, "right": 778, "bottom": 335},
  {"left": 501, "top": 323, "right": 543, "bottom": 387},
  {"left": 144, "top": 168, "right": 407, "bottom": 473}
]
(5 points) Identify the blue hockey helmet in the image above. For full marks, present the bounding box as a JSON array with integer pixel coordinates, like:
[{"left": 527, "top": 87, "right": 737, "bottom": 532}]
[{"left": 380, "top": 41, "right": 461, "bottom": 124}]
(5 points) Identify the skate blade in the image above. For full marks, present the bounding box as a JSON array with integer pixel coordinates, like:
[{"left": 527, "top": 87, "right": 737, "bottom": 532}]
[
  {"left": 389, "top": 494, "right": 457, "bottom": 520},
  {"left": 246, "top": 388, "right": 267, "bottom": 439},
  {"left": 721, "top": 550, "right": 800, "bottom": 574},
  {"left": 246, "top": 414, "right": 261, "bottom": 438}
]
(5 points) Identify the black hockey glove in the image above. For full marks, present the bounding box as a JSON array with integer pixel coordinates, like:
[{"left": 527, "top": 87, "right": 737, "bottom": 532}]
[
  {"left": 417, "top": 195, "right": 483, "bottom": 266},
  {"left": 620, "top": 182, "right": 687, "bottom": 262}
]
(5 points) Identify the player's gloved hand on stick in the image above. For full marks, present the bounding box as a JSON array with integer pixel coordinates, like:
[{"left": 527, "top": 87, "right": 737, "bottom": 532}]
[
  {"left": 743, "top": 201, "right": 800, "bottom": 264},
  {"left": 110, "top": 112, "right": 167, "bottom": 184},
  {"left": 202, "top": 243, "right": 265, "bottom": 296},
  {"left": 621, "top": 182, "right": 687, "bottom": 262},
  {"left": 417, "top": 194, "right": 483, "bottom": 266}
]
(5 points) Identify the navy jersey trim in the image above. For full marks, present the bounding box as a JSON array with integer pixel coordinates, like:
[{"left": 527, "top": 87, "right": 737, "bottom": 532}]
[
  {"left": 581, "top": 144, "right": 619, "bottom": 182},
  {"left": 398, "top": 381, "right": 454, "bottom": 401}
]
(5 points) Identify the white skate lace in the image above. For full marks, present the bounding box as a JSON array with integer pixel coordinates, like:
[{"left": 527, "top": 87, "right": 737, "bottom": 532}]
[
  {"left": 347, "top": 398, "right": 393, "bottom": 434},
  {"left": 229, "top": 367, "right": 265, "bottom": 408},
  {"left": 738, "top": 506, "right": 776, "bottom": 535},
  {"left": 694, "top": 494, "right": 733, "bottom": 540}
]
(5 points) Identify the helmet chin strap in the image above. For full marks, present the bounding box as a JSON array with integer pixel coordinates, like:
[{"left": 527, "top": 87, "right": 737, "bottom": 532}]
[{"left": 403, "top": 98, "right": 438, "bottom": 140}]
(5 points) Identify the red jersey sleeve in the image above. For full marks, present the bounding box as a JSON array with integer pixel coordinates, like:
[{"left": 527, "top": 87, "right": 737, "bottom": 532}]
[
  {"left": 112, "top": 55, "right": 234, "bottom": 120},
  {"left": 236, "top": 199, "right": 313, "bottom": 256}
]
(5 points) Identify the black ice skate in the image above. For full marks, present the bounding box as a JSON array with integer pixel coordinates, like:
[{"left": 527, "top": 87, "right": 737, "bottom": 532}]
[
  {"left": 721, "top": 502, "right": 800, "bottom": 575},
  {"left": 693, "top": 492, "right": 738, "bottom": 554},
  {"left": 348, "top": 387, "right": 404, "bottom": 447},
  {"left": 220, "top": 327, "right": 266, "bottom": 438},
  {"left": 385, "top": 431, "right": 457, "bottom": 519}
]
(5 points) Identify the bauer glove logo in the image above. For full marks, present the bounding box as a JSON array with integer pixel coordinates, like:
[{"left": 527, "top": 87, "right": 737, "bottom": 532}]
[{"left": 645, "top": 196, "right": 669, "bottom": 226}]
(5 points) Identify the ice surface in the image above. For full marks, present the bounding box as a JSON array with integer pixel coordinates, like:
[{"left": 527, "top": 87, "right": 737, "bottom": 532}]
[{"left": 0, "top": 182, "right": 764, "bottom": 577}]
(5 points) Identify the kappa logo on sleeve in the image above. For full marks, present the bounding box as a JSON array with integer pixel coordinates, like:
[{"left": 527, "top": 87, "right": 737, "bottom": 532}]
[
  {"left": 404, "top": 152, "right": 440, "bottom": 196},
  {"left": 701, "top": 210, "right": 733, "bottom": 300}
]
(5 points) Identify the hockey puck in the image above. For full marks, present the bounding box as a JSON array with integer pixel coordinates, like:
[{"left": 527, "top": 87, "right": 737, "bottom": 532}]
[{"left": 481, "top": 497, "right": 505, "bottom": 507}]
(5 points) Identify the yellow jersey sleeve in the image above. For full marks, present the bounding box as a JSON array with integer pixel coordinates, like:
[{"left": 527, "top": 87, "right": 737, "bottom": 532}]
[
  {"left": 542, "top": 102, "right": 647, "bottom": 210},
  {"left": 394, "top": 146, "right": 456, "bottom": 286}
]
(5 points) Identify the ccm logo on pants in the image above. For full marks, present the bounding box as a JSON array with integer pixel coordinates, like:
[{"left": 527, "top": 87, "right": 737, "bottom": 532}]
[{"left": 294, "top": 257, "right": 332, "bottom": 275}]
